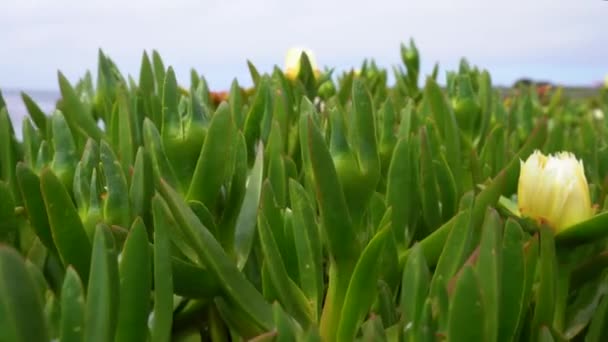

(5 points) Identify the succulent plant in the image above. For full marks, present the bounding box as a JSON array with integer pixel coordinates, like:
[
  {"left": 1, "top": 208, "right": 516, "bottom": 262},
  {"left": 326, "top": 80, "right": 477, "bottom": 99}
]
[{"left": 1, "top": 44, "right": 608, "bottom": 342}]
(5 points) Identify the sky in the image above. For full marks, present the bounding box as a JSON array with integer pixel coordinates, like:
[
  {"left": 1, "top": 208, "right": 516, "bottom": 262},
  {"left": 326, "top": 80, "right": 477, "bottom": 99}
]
[{"left": 1, "top": 0, "right": 607, "bottom": 92}]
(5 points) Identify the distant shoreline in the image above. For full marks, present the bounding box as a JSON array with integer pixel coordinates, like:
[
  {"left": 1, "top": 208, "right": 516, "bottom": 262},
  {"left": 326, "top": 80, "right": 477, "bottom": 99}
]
[{"left": 2, "top": 84, "right": 603, "bottom": 128}]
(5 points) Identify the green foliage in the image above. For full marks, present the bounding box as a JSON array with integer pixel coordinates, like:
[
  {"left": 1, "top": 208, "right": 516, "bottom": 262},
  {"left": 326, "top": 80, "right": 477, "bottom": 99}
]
[{"left": 1, "top": 43, "right": 608, "bottom": 341}]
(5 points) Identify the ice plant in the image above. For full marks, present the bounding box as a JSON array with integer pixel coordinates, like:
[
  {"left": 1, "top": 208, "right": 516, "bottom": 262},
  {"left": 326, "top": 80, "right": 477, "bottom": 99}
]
[
  {"left": 518, "top": 150, "right": 594, "bottom": 232},
  {"left": 284, "top": 47, "right": 319, "bottom": 80},
  {"left": 593, "top": 108, "right": 604, "bottom": 120},
  {"left": 4, "top": 44, "right": 608, "bottom": 342}
]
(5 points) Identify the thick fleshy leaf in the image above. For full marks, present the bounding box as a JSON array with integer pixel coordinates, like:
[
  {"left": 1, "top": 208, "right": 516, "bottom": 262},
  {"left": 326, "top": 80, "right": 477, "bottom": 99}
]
[
  {"left": 0, "top": 181, "right": 17, "bottom": 243},
  {"left": 161, "top": 68, "right": 206, "bottom": 189},
  {"left": 498, "top": 219, "right": 527, "bottom": 342},
  {"left": 564, "top": 272, "right": 608, "bottom": 339},
  {"left": 289, "top": 179, "right": 323, "bottom": 319},
  {"left": 435, "top": 154, "right": 458, "bottom": 222},
  {"left": 295, "top": 51, "right": 317, "bottom": 100},
  {"left": 306, "top": 115, "right": 359, "bottom": 262},
  {"left": 229, "top": 79, "right": 245, "bottom": 128},
  {"left": 0, "top": 246, "right": 49, "bottom": 342},
  {"left": 84, "top": 224, "right": 119, "bottom": 342},
  {"left": 21, "top": 92, "right": 49, "bottom": 136},
  {"left": 351, "top": 79, "right": 380, "bottom": 184},
  {"left": 100, "top": 141, "right": 131, "bottom": 227},
  {"left": 243, "top": 79, "right": 271, "bottom": 163},
  {"left": 272, "top": 302, "right": 300, "bottom": 342},
  {"left": 161, "top": 67, "right": 180, "bottom": 137},
  {"left": 152, "top": 51, "right": 166, "bottom": 95},
  {"left": 257, "top": 212, "right": 313, "bottom": 326},
  {"left": 115, "top": 87, "right": 136, "bottom": 172},
  {"left": 151, "top": 196, "right": 175, "bottom": 342},
  {"left": 532, "top": 227, "right": 557, "bottom": 336},
  {"left": 129, "top": 147, "right": 153, "bottom": 227},
  {"left": 0, "top": 109, "right": 21, "bottom": 201},
  {"left": 246, "top": 60, "right": 261, "bottom": 87},
  {"left": 585, "top": 289, "right": 608, "bottom": 342},
  {"left": 158, "top": 180, "right": 273, "bottom": 332},
  {"left": 60, "top": 267, "right": 85, "bottom": 342},
  {"left": 475, "top": 208, "right": 503, "bottom": 342},
  {"left": 214, "top": 297, "right": 265, "bottom": 339},
  {"left": 419, "top": 127, "right": 441, "bottom": 231},
  {"left": 234, "top": 142, "right": 264, "bottom": 269},
  {"left": 51, "top": 111, "right": 79, "bottom": 190},
  {"left": 376, "top": 280, "right": 397, "bottom": 328},
  {"left": 138, "top": 51, "right": 155, "bottom": 97},
  {"left": 22, "top": 118, "right": 42, "bottom": 169},
  {"left": 476, "top": 71, "right": 493, "bottom": 146},
  {"left": 259, "top": 181, "right": 293, "bottom": 278},
  {"left": 537, "top": 326, "right": 555, "bottom": 342},
  {"left": 399, "top": 209, "right": 468, "bottom": 270},
  {"left": 571, "top": 252, "right": 608, "bottom": 290},
  {"left": 74, "top": 138, "right": 99, "bottom": 211},
  {"left": 266, "top": 128, "right": 287, "bottom": 206},
  {"left": 448, "top": 265, "right": 485, "bottom": 342},
  {"left": 16, "top": 163, "right": 55, "bottom": 251},
  {"left": 514, "top": 234, "right": 539, "bottom": 340},
  {"left": 41, "top": 168, "right": 92, "bottom": 283},
  {"left": 555, "top": 212, "right": 608, "bottom": 245},
  {"left": 386, "top": 138, "right": 415, "bottom": 244},
  {"left": 188, "top": 103, "right": 236, "bottom": 210},
  {"left": 58, "top": 71, "right": 103, "bottom": 140},
  {"left": 171, "top": 256, "right": 220, "bottom": 298},
  {"left": 425, "top": 77, "right": 462, "bottom": 186},
  {"left": 400, "top": 243, "right": 431, "bottom": 333},
  {"left": 431, "top": 208, "right": 473, "bottom": 292},
  {"left": 115, "top": 218, "right": 151, "bottom": 342},
  {"left": 217, "top": 132, "right": 248, "bottom": 248},
  {"left": 360, "top": 316, "right": 387, "bottom": 342},
  {"left": 337, "top": 227, "right": 390, "bottom": 341},
  {"left": 143, "top": 118, "right": 181, "bottom": 192},
  {"left": 378, "top": 99, "right": 397, "bottom": 174}
]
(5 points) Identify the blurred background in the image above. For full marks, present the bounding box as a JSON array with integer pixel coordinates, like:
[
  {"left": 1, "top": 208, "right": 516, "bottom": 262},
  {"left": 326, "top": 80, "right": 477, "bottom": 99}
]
[{"left": 1, "top": 0, "right": 607, "bottom": 130}]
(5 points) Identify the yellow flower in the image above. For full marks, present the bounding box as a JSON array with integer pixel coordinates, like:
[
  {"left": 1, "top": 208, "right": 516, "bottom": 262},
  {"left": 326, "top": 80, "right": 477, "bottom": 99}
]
[
  {"left": 284, "top": 47, "right": 320, "bottom": 80},
  {"left": 518, "top": 150, "right": 594, "bottom": 232}
]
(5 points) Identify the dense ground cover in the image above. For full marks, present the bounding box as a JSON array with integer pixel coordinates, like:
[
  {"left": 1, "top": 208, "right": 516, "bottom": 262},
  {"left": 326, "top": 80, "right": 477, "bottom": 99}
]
[{"left": 1, "top": 42, "right": 608, "bottom": 341}]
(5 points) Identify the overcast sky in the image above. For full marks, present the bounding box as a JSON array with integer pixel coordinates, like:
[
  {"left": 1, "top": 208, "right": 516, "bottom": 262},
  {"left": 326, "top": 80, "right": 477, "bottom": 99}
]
[{"left": 1, "top": 0, "right": 607, "bottom": 92}]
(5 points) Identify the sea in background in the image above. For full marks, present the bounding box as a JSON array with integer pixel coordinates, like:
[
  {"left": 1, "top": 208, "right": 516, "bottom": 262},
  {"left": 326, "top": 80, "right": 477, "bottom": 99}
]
[{"left": 2, "top": 88, "right": 60, "bottom": 139}]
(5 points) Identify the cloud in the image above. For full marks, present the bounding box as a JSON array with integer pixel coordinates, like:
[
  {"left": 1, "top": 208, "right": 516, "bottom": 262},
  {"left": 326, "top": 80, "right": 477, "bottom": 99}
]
[{"left": 1, "top": 0, "right": 606, "bottom": 89}]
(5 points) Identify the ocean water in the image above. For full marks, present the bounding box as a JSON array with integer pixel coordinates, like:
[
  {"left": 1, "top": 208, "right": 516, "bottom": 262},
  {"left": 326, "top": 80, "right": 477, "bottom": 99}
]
[{"left": 2, "top": 89, "right": 60, "bottom": 139}]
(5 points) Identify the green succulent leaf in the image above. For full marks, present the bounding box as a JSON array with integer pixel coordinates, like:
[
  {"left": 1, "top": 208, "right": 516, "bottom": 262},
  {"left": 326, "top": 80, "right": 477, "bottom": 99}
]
[
  {"left": 58, "top": 71, "right": 103, "bottom": 141},
  {"left": 234, "top": 142, "right": 265, "bottom": 269},
  {"left": 41, "top": 168, "right": 92, "bottom": 283},
  {"left": 498, "top": 219, "right": 527, "bottom": 342},
  {"left": 84, "top": 224, "right": 120, "bottom": 342},
  {"left": 0, "top": 245, "right": 49, "bottom": 342},
  {"left": 337, "top": 226, "right": 390, "bottom": 341},
  {"left": 60, "top": 267, "right": 86, "bottom": 342},
  {"left": 448, "top": 265, "right": 485, "bottom": 342},
  {"left": 115, "top": 218, "right": 152, "bottom": 342},
  {"left": 158, "top": 180, "right": 273, "bottom": 332},
  {"left": 151, "top": 196, "right": 176, "bottom": 342}
]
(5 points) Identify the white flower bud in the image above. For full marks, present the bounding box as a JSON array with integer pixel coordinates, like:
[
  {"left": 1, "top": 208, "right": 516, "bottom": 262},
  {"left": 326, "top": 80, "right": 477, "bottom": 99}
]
[{"left": 518, "top": 150, "right": 594, "bottom": 231}]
